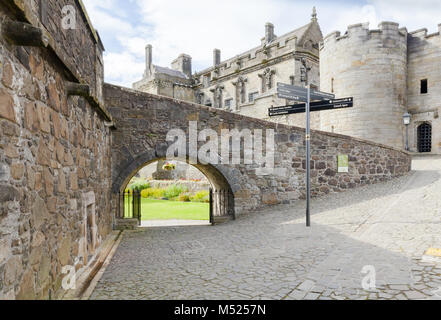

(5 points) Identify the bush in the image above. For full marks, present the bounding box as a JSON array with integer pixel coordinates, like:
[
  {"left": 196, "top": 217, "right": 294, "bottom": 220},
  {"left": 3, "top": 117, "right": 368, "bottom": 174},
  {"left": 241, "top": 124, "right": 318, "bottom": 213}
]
[
  {"left": 128, "top": 178, "right": 151, "bottom": 191},
  {"left": 163, "top": 184, "right": 187, "bottom": 200},
  {"left": 178, "top": 193, "right": 191, "bottom": 202},
  {"left": 190, "top": 190, "right": 210, "bottom": 203},
  {"left": 141, "top": 188, "right": 165, "bottom": 199}
]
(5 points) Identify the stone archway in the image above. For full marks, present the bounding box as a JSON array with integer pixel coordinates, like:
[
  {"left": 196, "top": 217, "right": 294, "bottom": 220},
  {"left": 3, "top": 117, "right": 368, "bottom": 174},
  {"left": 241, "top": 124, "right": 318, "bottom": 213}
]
[{"left": 112, "top": 154, "right": 235, "bottom": 225}]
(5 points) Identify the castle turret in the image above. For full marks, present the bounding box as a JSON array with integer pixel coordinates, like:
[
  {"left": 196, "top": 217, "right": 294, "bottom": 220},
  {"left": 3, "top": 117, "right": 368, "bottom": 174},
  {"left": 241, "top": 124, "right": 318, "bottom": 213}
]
[{"left": 319, "top": 22, "right": 408, "bottom": 149}]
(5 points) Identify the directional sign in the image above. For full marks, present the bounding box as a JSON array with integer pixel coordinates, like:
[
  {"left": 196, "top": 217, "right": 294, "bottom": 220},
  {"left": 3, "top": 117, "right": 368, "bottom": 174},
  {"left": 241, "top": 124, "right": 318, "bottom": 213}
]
[
  {"left": 277, "top": 83, "right": 335, "bottom": 102},
  {"left": 269, "top": 97, "right": 353, "bottom": 116},
  {"left": 277, "top": 83, "right": 308, "bottom": 101},
  {"left": 310, "top": 90, "right": 335, "bottom": 101}
]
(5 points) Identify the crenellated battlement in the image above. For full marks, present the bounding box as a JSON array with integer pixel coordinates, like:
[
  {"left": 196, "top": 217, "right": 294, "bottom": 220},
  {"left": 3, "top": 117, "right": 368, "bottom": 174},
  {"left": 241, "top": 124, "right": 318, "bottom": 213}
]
[
  {"left": 408, "top": 23, "right": 441, "bottom": 39},
  {"left": 321, "top": 21, "right": 407, "bottom": 50}
]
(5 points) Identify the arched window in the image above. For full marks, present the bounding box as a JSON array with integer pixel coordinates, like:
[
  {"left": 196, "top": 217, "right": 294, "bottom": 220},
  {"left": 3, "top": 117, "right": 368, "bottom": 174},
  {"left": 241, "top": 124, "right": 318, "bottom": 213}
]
[{"left": 417, "top": 122, "right": 432, "bottom": 153}]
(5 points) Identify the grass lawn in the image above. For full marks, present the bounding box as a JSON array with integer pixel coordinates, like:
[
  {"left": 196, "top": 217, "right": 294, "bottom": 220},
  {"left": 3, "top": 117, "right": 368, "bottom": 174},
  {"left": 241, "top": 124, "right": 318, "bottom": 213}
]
[{"left": 135, "top": 198, "right": 209, "bottom": 221}]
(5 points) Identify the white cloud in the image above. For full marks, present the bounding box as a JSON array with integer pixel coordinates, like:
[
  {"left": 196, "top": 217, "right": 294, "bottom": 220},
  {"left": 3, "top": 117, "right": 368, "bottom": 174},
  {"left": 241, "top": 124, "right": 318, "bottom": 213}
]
[
  {"left": 82, "top": 0, "right": 441, "bottom": 87},
  {"left": 104, "top": 52, "right": 145, "bottom": 86}
]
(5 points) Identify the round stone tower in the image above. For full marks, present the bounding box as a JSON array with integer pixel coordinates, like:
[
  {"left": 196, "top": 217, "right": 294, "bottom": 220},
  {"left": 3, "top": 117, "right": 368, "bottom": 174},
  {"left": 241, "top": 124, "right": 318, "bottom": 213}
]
[{"left": 319, "top": 22, "right": 408, "bottom": 149}]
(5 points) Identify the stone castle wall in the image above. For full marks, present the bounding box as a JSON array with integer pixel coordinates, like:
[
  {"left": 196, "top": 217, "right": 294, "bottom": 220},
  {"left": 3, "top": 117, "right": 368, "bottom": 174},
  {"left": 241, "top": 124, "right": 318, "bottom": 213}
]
[
  {"left": 318, "top": 22, "right": 408, "bottom": 150},
  {"left": 0, "top": 1, "right": 112, "bottom": 299},
  {"left": 106, "top": 84, "right": 411, "bottom": 217},
  {"left": 407, "top": 26, "right": 441, "bottom": 154}
]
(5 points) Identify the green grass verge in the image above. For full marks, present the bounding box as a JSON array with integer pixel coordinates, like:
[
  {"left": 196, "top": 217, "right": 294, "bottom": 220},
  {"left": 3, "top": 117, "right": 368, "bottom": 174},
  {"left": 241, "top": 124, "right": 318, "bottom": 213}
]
[{"left": 125, "top": 198, "right": 209, "bottom": 221}]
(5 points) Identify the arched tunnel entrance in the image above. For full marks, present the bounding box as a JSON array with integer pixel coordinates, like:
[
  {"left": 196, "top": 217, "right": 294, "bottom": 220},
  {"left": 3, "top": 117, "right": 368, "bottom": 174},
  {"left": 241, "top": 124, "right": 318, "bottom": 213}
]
[{"left": 114, "top": 158, "right": 235, "bottom": 227}]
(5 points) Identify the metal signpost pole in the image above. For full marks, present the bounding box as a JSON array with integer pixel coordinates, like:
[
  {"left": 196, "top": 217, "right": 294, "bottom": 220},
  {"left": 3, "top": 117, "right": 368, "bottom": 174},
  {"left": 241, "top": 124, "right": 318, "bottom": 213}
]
[{"left": 306, "top": 85, "right": 311, "bottom": 227}]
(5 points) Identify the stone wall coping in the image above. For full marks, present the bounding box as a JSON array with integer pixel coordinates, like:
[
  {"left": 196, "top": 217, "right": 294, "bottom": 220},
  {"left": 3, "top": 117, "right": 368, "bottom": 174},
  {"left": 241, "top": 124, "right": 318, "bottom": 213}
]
[
  {"left": 105, "top": 83, "right": 410, "bottom": 157},
  {"left": 76, "top": 0, "right": 105, "bottom": 50}
]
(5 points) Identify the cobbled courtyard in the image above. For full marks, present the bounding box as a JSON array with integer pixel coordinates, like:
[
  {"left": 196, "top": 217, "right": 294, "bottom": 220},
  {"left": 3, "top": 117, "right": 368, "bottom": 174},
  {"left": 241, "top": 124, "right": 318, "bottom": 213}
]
[{"left": 91, "top": 156, "right": 441, "bottom": 300}]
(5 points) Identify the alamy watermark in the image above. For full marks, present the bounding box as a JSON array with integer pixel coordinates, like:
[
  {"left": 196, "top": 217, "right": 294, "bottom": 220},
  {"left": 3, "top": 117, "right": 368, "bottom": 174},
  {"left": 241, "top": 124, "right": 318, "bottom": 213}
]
[
  {"left": 61, "top": 5, "right": 76, "bottom": 30},
  {"left": 361, "top": 265, "right": 376, "bottom": 291},
  {"left": 61, "top": 265, "right": 76, "bottom": 290},
  {"left": 165, "top": 121, "right": 286, "bottom": 176}
]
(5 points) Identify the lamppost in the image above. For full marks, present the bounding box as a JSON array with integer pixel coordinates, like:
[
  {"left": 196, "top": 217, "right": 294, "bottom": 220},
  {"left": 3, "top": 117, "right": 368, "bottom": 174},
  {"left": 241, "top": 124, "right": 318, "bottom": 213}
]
[{"left": 403, "top": 112, "right": 411, "bottom": 151}]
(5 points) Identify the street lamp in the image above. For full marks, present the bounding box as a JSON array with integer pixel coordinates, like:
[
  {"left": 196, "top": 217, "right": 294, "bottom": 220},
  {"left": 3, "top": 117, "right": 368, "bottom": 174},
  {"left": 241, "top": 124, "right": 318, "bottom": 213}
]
[{"left": 403, "top": 112, "right": 411, "bottom": 151}]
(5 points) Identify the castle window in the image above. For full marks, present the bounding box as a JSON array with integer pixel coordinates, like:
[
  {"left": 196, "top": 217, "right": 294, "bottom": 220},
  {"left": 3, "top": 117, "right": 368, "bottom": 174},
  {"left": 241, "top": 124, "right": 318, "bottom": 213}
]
[
  {"left": 249, "top": 92, "right": 259, "bottom": 103},
  {"left": 421, "top": 79, "right": 428, "bottom": 94},
  {"left": 331, "top": 78, "right": 334, "bottom": 93},
  {"left": 225, "top": 98, "right": 233, "bottom": 108}
]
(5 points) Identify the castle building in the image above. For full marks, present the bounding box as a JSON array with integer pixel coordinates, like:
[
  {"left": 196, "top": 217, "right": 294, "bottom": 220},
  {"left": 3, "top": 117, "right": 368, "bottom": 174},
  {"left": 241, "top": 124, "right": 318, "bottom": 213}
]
[
  {"left": 133, "top": 8, "right": 441, "bottom": 154},
  {"left": 133, "top": 8, "right": 323, "bottom": 125},
  {"left": 318, "top": 22, "right": 441, "bottom": 154}
]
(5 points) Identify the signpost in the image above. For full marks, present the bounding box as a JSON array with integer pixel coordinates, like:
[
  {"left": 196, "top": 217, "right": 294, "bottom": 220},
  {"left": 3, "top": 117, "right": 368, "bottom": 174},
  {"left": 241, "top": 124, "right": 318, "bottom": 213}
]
[
  {"left": 275, "top": 83, "right": 352, "bottom": 227},
  {"left": 269, "top": 97, "right": 353, "bottom": 116},
  {"left": 305, "top": 85, "right": 311, "bottom": 227},
  {"left": 276, "top": 83, "right": 335, "bottom": 102}
]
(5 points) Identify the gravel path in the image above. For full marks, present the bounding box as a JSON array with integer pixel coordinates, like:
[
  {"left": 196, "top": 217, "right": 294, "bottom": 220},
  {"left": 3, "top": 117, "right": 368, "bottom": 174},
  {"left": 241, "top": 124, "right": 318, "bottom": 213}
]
[{"left": 91, "top": 156, "right": 441, "bottom": 300}]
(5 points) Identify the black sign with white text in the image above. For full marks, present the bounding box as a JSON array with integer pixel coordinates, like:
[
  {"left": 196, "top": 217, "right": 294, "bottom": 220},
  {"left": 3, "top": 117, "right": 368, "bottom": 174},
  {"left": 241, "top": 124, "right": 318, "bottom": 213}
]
[{"left": 269, "top": 97, "right": 353, "bottom": 116}]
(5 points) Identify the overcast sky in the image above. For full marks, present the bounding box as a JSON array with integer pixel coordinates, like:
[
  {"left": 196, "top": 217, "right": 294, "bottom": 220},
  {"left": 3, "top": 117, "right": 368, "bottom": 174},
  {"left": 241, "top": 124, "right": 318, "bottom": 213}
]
[{"left": 82, "top": 0, "right": 441, "bottom": 88}]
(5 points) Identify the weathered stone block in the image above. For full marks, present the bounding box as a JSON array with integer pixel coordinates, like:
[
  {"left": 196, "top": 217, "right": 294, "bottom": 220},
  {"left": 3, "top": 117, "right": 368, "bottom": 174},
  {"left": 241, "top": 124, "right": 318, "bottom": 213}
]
[
  {"left": 4, "top": 144, "right": 19, "bottom": 158},
  {"left": 262, "top": 192, "right": 279, "bottom": 205},
  {"left": 10, "top": 163, "right": 25, "bottom": 180},
  {"left": 0, "top": 88, "right": 16, "bottom": 123},
  {"left": 24, "top": 101, "right": 40, "bottom": 131},
  {"left": 4, "top": 256, "right": 23, "bottom": 287},
  {"left": 47, "top": 81, "right": 60, "bottom": 111},
  {"left": 43, "top": 167, "right": 53, "bottom": 196},
  {"left": 0, "top": 185, "right": 18, "bottom": 202},
  {"left": 16, "top": 268, "right": 35, "bottom": 300},
  {"left": 36, "top": 102, "right": 51, "bottom": 133},
  {"left": 31, "top": 195, "right": 50, "bottom": 231},
  {"left": 2, "top": 61, "right": 14, "bottom": 89}
]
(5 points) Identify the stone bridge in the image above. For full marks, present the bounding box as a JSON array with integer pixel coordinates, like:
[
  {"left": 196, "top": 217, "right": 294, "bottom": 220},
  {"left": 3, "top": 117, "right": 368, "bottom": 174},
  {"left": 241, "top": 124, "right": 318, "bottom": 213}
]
[{"left": 105, "top": 83, "right": 411, "bottom": 223}]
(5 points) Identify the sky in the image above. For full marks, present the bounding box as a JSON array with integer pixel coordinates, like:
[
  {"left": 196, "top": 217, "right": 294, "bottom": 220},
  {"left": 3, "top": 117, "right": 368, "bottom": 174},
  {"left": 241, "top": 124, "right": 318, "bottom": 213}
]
[{"left": 82, "top": 0, "right": 441, "bottom": 88}]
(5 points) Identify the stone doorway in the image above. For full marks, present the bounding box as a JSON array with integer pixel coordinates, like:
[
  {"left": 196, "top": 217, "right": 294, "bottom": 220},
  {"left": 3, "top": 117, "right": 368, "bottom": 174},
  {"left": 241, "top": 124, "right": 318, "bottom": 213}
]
[{"left": 417, "top": 122, "right": 432, "bottom": 153}]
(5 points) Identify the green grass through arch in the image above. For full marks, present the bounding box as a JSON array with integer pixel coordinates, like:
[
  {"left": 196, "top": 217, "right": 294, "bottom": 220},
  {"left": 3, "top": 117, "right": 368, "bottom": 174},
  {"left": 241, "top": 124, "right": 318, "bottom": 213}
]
[{"left": 125, "top": 197, "right": 209, "bottom": 221}]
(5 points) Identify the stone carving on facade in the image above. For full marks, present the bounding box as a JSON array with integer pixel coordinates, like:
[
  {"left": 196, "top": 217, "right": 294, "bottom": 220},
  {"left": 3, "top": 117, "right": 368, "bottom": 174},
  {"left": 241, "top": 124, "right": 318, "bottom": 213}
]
[
  {"left": 259, "top": 68, "right": 276, "bottom": 93},
  {"left": 210, "top": 85, "right": 224, "bottom": 108},
  {"left": 213, "top": 67, "right": 220, "bottom": 79},
  {"left": 196, "top": 91, "right": 204, "bottom": 105},
  {"left": 232, "top": 76, "right": 247, "bottom": 110},
  {"left": 235, "top": 58, "right": 242, "bottom": 69},
  {"left": 300, "top": 58, "right": 311, "bottom": 84},
  {"left": 262, "top": 44, "right": 271, "bottom": 59}
]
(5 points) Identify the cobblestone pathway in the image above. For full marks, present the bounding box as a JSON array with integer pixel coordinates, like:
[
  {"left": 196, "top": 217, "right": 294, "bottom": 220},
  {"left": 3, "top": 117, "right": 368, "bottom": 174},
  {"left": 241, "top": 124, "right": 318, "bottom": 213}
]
[{"left": 91, "top": 156, "right": 441, "bottom": 300}]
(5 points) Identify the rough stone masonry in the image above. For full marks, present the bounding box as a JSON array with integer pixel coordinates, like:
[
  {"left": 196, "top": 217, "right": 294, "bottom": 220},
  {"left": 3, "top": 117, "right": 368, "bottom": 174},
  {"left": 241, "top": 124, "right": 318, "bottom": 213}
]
[{"left": 0, "top": 0, "right": 411, "bottom": 300}]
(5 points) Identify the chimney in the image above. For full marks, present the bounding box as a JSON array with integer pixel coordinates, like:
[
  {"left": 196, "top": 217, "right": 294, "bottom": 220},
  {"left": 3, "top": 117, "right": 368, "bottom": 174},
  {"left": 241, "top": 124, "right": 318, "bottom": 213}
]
[
  {"left": 213, "top": 49, "right": 221, "bottom": 66},
  {"left": 171, "top": 54, "right": 192, "bottom": 78},
  {"left": 145, "top": 44, "right": 152, "bottom": 76},
  {"left": 265, "top": 22, "right": 275, "bottom": 43}
]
